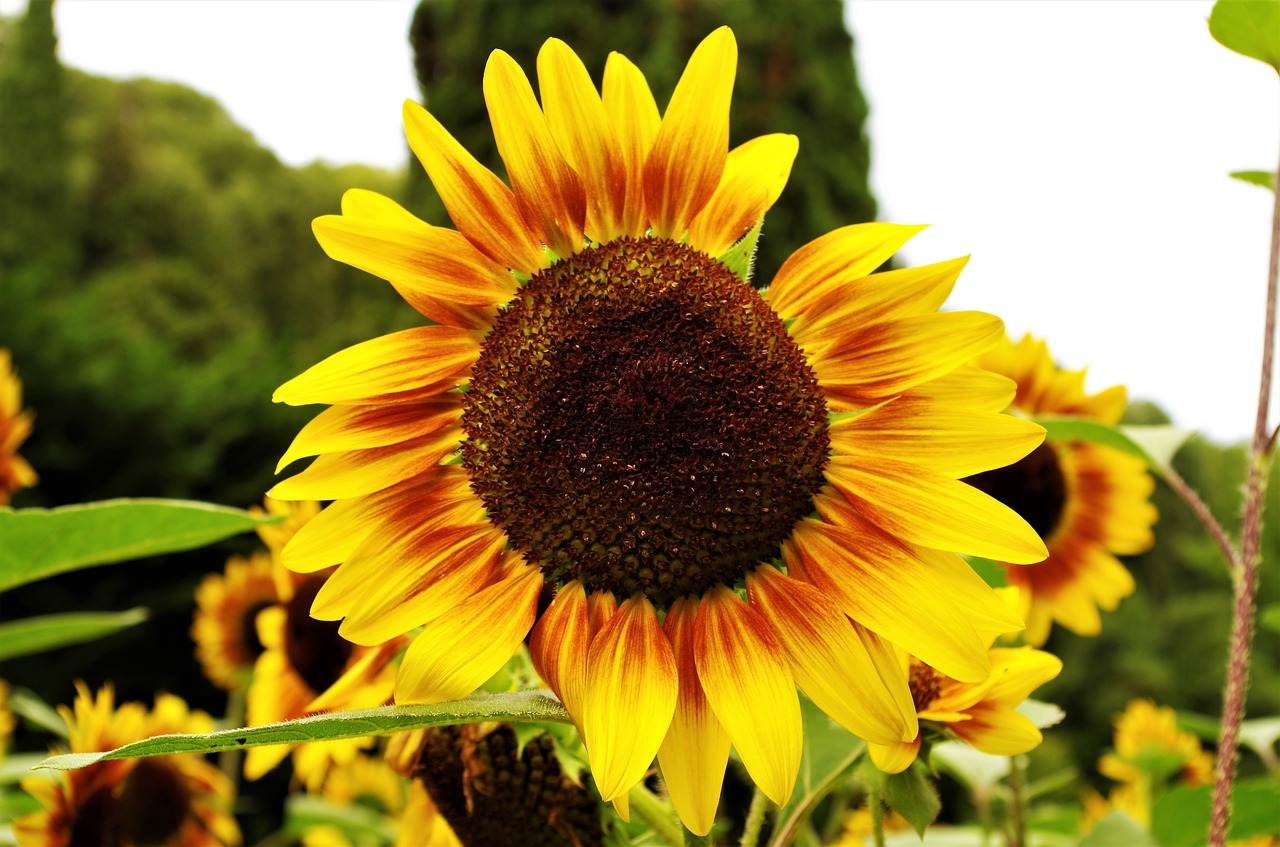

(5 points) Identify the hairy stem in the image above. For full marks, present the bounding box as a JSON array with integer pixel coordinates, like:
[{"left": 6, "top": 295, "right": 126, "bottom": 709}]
[
  {"left": 741, "top": 785, "right": 769, "bottom": 847},
  {"left": 1208, "top": 146, "right": 1280, "bottom": 847},
  {"left": 1160, "top": 463, "right": 1240, "bottom": 570},
  {"left": 629, "top": 784, "right": 684, "bottom": 847}
]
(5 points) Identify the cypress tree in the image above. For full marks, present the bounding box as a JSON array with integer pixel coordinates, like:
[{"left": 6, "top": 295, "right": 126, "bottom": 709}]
[{"left": 407, "top": 0, "right": 877, "bottom": 285}]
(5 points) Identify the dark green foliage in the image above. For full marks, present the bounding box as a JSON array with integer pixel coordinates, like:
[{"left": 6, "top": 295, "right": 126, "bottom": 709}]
[
  {"left": 407, "top": 0, "right": 877, "bottom": 284},
  {"left": 0, "top": 0, "right": 74, "bottom": 282}
]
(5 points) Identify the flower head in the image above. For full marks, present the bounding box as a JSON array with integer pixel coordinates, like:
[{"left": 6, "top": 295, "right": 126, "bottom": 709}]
[
  {"left": 15, "top": 683, "right": 240, "bottom": 847},
  {"left": 1098, "top": 698, "right": 1213, "bottom": 787},
  {"left": 272, "top": 28, "right": 1047, "bottom": 834},
  {"left": 191, "top": 552, "right": 279, "bottom": 690},
  {"left": 965, "top": 334, "right": 1158, "bottom": 645},
  {"left": 0, "top": 349, "right": 37, "bottom": 505}
]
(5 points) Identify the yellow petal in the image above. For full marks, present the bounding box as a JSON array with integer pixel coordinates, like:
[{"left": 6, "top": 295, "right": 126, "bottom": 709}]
[
  {"left": 982, "top": 648, "right": 1063, "bottom": 707},
  {"left": 643, "top": 27, "right": 736, "bottom": 239},
  {"left": 403, "top": 99, "right": 544, "bottom": 273},
  {"left": 484, "top": 50, "right": 585, "bottom": 258},
  {"left": 822, "top": 455, "right": 1048, "bottom": 564},
  {"left": 951, "top": 705, "right": 1043, "bottom": 756},
  {"left": 694, "top": 585, "right": 801, "bottom": 806},
  {"left": 899, "top": 366, "right": 1018, "bottom": 413},
  {"left": 268, "top": 425, "right": 462, "bottom": 501},
  {"left": 273, "top": 326, "right": 479, "bottom": 407},
  {"left": 746, "top": 566, "right": 916, "bottom": 744},
  {"left": 602, "top": 51, "right": 660, "bottom": 237},
  {"left": 868, "top": 735, "right": 922, "bottom": 774},
  {"left": 687, "top": 133, "right": 798, "bottom": 257},
  {"left": 829, "top": 400, "right": 1045, "bottom": 479},
  {"left": 528, "top": 580, "right": 590, "bottom": 726},
  {"left": 583, "top": 596, "right": 678, "bottom": 801},
  {"left": 277, "top": 395, "right": 462, "bottom": 473},
  {"left": 395, "top": 561, "right": 543, "bottom": 703},
  {"left": 765, "top": 223, "right": 926, "bottom": 319},
  {"left": 657, "top": 597, "right": 730, "bottom": 836},
  {"left": 538, "top": 38, "right": 627, "bottom": 243}
]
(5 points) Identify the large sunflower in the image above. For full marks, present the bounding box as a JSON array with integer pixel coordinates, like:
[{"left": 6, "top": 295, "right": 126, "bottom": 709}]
[
  {"left": 0, "top": 348, "right": 37, "bottom": 505},
  {"left": 271, "top": 28, "right": 1047, "bottom": 834},
  {"left": 15, "top": 683, "right": 240, "bottom": 847},
  {"left": 965, "top": 334, "right": 1158, "bottom": 646}
]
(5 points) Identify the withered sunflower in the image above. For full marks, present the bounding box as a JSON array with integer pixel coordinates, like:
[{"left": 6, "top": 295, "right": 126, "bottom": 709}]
[
  {"left": 0, "top": 348, "right": 37, "bottom": 505},
  {"left": 965, "top": 334, "right": 1158, "bottom": 645},
  {"left": 270, "top": 28, "right": 1047, "bottom": 834},
  {"left": 15, "top": 684, "right": 240, "bottom": 847}
]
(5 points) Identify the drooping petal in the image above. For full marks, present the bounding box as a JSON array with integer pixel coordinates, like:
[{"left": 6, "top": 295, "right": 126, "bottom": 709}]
[
  {"left": 272, "top": 326, "right": 479, "bottom": 407},
  {"left": 402, "top": 100, "right": 545, "bottom": 273},
  {"left": 687, "top": 133, "right": 798, "bottom": 257},
  {"left": 276, "top": 395, "right": 463, "bottom": 473},
  {"left": 528, "top": 580, "right": 591, "bottom": 725},
  {"left": 950, "top": 706, "right": 1044, "bottom": 756},
  {"left": 694, "top": 585, "right": 801, "bottom": 807},
  {"left": 268, "top": 425, "right": 463, "bottom": 502},
  {"left": 484, "top": 50, "right": 586, "bottom": 258},
  {"left": 583, "top": 596, "right": 678, "bottom": 802},
  {"left": 395, "top": 560, "right": 543, "bottom": 703},
  {"left": 765, "top": 223, "right": 926, "bottom": 319},
  {"left": 538, "top": 38, "right": 627, "bottom": 243},
  {"left": 746, "top": 566, "right": 916, "bottom": 744},
  {"left": 867, "top": 735, "right": 922, "bottom": 774},
  {"left": 822, "top": 455, "right": 1047, "bottom": 564},
  {"left": 657, "top": 597, "right": 731, "bottom": 836},
  {"left": 643, "top": 27, "right": 737, "bottom": 239},
  {"left": 602, "top": 51, "right": 660, "bottom": 237}
]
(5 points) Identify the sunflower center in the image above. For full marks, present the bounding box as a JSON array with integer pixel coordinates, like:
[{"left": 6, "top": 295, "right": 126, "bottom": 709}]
[
  {"left": 285, "top": 577, "right": 354, "bottom": 694},
  {"left": 462, "top": 237, "right": 830, "bottom": 606},
  {"left": 963, "top": 442, "right": 1067, "bottom": 541},
  {"left": 908, "top": 660, "right": 944, "bottom": 712},
  {"left": 118, "top": 759, "right": 192, "bottom": 846}
]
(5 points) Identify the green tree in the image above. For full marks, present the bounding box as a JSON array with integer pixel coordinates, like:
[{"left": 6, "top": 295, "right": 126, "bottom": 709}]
[{"left": 407, "top": 0, "right": 878, "bottom": 284}]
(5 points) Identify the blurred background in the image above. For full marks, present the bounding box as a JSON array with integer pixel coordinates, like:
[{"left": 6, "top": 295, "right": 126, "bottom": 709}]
[{"left": 0, "top": 0, "right": 1277, "bottom": 838}]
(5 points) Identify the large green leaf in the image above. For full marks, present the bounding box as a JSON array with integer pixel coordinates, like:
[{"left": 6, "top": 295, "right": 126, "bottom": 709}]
[
  {"left": 0, "top": 499, "right": 276, "bottom": 593},
  {"left": 1034, "top": 418, "right": 1192, "bottom": 472},
  {"left": 1151, "top": 778, "right": 1280, "bottom": 845},
  {"left": 1209, "top": 0, "right": 1280, "bottom": 70},
  {"left": 0, "top": 608, "right": 149, "bottom": 662},
  {"left": 36, "top": 691, "right": 570, "bottom": 771},
  {"left": 1079, "top": 812, "right": 1158, "bottom": 846}
]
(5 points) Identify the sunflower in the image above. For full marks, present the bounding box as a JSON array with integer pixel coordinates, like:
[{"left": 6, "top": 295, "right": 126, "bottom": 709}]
[
  {"left": 191, "top": 552, "right": 279, "bottom": 690},
  {"left": 271, "top": 27, "right": 1047, "bottom": 834},
  {"left": 867, "top": 644, "right": 1062, "bottom": 773},
  {"left": 0, "top": 348, "right": 37, "bottom": 505},
  {"left": 1097, "top": 698, "right": 1213, "bottom": 788},
  {"left": 15, "top": 683, "right": 240, "bottom": 847},
  {"left": 964, "top": 334, "right": 1158, "bottom": 646}
]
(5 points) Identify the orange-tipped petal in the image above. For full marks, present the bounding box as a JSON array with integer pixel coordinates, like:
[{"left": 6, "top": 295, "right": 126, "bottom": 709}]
[
  {"left": 694, "top": 586, "right": 801, "bottom": 806},
  {"left": 268, "top": 425, "right": 462, "bottom": 502},
  {"left": 765, "top": 223, "right": 926, "bottom": 319},
  {"left": 484, "top": 50, "right": 585, "bottom": 258},
  {"left": 538, "top": 38, "right": 627, "bottom": 243},
  {"left": 583, "top": 595, "right": 678, "bottom": 802},
  {"left": 602, "top": 52, "right": 660, "bottom": 237},
  {"left": 403, "top": 100, "right": 545, "bottom": 273},
  {"left": 687, "top": 133, "right": 798, "bottom": 257},
  {"left": 529, "top": 580, "right": 591, "bottom": 725},
  {"left": 395, "top": 560, "right": 542, "bottom": 703},
  {"left": 644, "top": 27, "right": 737, "bottom": 239},
  {"left": 747, "top": 566, "right": 916, "bottom": 744},
  {"left": 272, "top": 326, "right": 478, "bottom": 407},
  {"left": 657, "top": 597, "right": 731, "bottom": 836},
  {"left": 276, "top": 395, "right": 462, "bottom": 473}
]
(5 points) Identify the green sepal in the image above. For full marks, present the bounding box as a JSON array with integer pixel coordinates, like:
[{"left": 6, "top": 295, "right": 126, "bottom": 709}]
[
  {"left": 717, "top": 219, "right": 764, "bottom": 283},
  {"left": 852, "top": 757, "right": 941, "bottom": 838}
]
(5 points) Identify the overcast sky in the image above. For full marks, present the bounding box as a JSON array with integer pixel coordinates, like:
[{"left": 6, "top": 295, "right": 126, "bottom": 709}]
[{"left": 4, "top": 0, "right": 1277, "bottom": 443}]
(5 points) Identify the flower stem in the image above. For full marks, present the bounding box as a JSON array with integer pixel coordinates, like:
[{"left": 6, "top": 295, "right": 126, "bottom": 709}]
[
  {"left": 1160, "top": 463, "right": 1240, "bottom": 570},
  {"left": 1006, "top": 755, "right": 1029, "bottom": 847},
  {"left": 1207, "top": 146, "right": 1280, "bottom": 847},
  {"left": 869, "top": 786, "right": 886, "bottom": 847},
  {"left": 629, "top": 784, "right": 684, "bottom": 847},
  {"left": 740, "top": 785, "right": 769, "bottom": 847}
]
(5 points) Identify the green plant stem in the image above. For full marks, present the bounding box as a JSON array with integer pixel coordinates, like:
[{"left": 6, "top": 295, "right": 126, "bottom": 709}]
[
  {"left": 629, "top": 784, "right": 684, "bottom": 847},
  {"left": 740, "top": 785, "right": 769, "bottom": 847},
  {"left": 868, "top": 787, "right": 886, "bottom": 847},
  {"left": 1006, "top": 755, "right": 1028, "bottom": 847},
  {"left": 1159, "top": 462, "right": 1240, "bottom": 570},
  {"left": 1208, "top": 147, "right": 1280, "bottom": 847}
]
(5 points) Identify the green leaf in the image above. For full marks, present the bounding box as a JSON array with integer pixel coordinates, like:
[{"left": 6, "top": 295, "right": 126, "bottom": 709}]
[
  {"left": 1034, "top": 418, "right": 1192, "bottom": 472},
  {"left": 1259, "top": 602, "right": 1280, "bottom": 633},
  {"left": 283, "top": 794, "right": 396, "bottom": 842},
  {"left": 1230, "top": 170, "right": 1277, "bottom": 190},
  {"left": 1151, "top": 778, "right": 1280, "bottom": 844},
  {"left": 718, "top": 219, "right": 764, "bottom": 282},
  {"left": 1080, "top": 811, "right": 1157, "bottom": 846},
  {"left": 879, "top": 760, "right": 942, "bottom": 837},
  {"left": 0, "top": 499, "right": 277, "bottom": 593},
  {"left": 1209, "top": 0, "right": 1280, "bottom": 70},
  {"left": 7, "top": 688, "right": 66, "bottom": 739},
  {"left": 35, "top": 691, "right": 570, "bottom": 770},
  {"left": 0, "top": 607, "right": 149, "bottom": 662},
  {"left": 965, "top": 556, "right": 1007, "bottom": 588},
  {"left": 0, "top": 753, "right": 48, "bottom": 787},
  {"left": 1018, "top": 699, "right": 1066, "bottom": 729},
  {"left": 770, "top": 696, "right": 866, "bottom": 846}
]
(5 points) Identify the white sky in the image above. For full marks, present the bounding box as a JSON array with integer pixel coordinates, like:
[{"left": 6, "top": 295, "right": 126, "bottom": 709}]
[{"left": 4, "top": 0, "right": 1277, "bottom": 443}]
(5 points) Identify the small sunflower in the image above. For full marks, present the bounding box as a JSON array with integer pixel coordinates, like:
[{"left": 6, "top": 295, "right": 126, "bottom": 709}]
[
  {"left": 0, "top": 348, "right": 37, "bottom": 505},
  {"left": 965, "top": 334, "right": 1157, "bottom": 646},
  {"left": 1098, "top": 698, "right": 1213, "bottom": 788},
  {"left": 15, "top": 683, "right": 240, "bottom": 847},
  {"left": 192, "top": 552, "right": 279, "bottom": 690},
  {"left": 271, "top": 28, "right": 1047, "bottom": 834},
  {"left": 867, "top": 645, "right": 1062, "bottom": 773}
]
